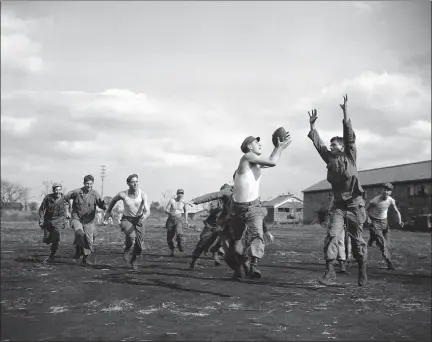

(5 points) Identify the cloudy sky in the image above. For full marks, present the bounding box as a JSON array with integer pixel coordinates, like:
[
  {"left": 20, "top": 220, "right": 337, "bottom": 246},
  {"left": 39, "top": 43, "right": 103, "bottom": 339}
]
[{"left": 1, "top": 1, "right": 431, "bottom": 204}]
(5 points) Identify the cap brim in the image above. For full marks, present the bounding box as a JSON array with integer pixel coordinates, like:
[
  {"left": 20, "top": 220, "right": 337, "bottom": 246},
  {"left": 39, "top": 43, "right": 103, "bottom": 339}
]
[{"left": 256, "top": 137, "right": 260, "bottom": 142}]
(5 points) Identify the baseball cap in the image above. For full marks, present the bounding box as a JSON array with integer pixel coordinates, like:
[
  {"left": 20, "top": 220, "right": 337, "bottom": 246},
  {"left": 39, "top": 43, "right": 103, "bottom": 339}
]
[
  {"left": 52, "top": 182, "right": 62, "bottom": 189},
  {"left": 241, "top": 136, "right": 260, "bottom": 153},
  {"left": 177, "top": 189, "right": 184, "bottom": 194},
  {"left": 220, "top": 183, "right": 230, "bottom": 190},
  {"left": 382, "top": 182, "right": 393, "bottom": 190}
]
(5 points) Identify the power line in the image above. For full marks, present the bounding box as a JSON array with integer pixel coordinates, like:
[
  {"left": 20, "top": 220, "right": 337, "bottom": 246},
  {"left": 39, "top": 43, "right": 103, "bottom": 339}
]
[{"left": 101, "top": 165, "right": 106, "bottom": 197}]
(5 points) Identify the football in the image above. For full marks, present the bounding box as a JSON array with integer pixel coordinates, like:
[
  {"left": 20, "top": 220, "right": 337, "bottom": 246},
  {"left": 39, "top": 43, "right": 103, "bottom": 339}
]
[{"left": 272, "top": 127, "right": 287, "bottom": 147}]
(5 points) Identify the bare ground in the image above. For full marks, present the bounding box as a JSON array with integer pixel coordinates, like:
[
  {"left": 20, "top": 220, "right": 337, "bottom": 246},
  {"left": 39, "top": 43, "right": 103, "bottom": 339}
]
[{"left": 1, "top": 220, "right": 431, "bottom": 341}]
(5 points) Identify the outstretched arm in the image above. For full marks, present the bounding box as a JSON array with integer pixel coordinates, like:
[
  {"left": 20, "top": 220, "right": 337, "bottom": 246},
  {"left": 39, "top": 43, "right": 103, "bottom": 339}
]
[
  {"left": 340, "top": 94, "right": 357, "bottom": 162},
  {"left": 244, "top": 133, "right": 292, "bottom": 168},
  {"left": 192, "top": 189, "right": 230, "bottom": 205},
  {"left": 104, "top": 193, "right": 122, "bottom": 221},
  {"left": 307, "top": 109, "right": 331, "bottom": 164},
  {"left": 95, "top": 191, "right": 107, "bottom": 211}
]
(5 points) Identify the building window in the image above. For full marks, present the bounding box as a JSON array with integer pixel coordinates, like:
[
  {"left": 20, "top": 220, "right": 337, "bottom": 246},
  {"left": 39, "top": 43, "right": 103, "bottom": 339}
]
[
  {"left": 278, "top": 208, "right": 290, "bottom": 213},
  {"left": 296, "top": 208, "right": 303, "bottom": 212},
  {"left": 416, "top": 184, "right": 427, "bottom": 196},
  {"left": 407, "top": 186, "right": 414, "bottom": 197}
]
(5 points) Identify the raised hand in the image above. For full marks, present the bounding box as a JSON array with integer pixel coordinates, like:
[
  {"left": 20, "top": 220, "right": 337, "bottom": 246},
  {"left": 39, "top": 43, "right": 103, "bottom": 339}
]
[
  {"left": 308, "top": 109, "right": 318, "bottom": 124},
  {"left": 340, "top": 94, "right": 348, "bottom": 111},
  {"left": 276, "top": 132, "right": 292, "bottom": 150}
]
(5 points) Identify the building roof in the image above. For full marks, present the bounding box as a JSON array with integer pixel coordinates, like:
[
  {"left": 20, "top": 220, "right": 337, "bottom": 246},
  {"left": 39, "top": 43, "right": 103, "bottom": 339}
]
[
  {"left": 262, "top": 195, "right": 303, "bottom": 208},
  {"left": 303, "top": 160, "right": 432, "bottom": 193}
]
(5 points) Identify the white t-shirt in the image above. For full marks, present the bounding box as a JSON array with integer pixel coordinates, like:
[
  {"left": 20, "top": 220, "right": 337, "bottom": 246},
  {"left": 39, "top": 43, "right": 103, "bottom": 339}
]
[{"left": 367, "top": 195, "right": 395, "bottom": 220}]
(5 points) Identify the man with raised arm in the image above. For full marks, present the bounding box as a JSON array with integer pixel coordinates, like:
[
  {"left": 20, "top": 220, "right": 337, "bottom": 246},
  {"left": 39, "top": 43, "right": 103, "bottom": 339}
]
[
  {"left": 165, "top": 189, "right": 188, "bottom": 256},
  {"left": 226, "top": 133, "right": 291, "bottom": 280},
  {"left": 307, "top": 95, "right": 368, "bottom": 286},
  {"left": 365, "top": 182, "right": 403, "bottom": 270},
  {"left": 104, "top": 174, "right": 150, "bottom": 271}
]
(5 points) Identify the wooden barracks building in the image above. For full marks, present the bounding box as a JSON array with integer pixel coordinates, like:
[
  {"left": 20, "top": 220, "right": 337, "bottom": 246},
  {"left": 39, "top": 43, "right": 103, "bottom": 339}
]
[
  {"left": 302, "top": 160, "right": 432, "bottom": 227},
  {"left": 262, "top": 195, "right": 303, "bottom": 223}
]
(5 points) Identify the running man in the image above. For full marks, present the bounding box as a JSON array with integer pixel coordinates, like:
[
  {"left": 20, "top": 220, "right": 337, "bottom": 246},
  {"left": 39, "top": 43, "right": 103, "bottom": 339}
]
[
  {"left": 64, "top": 175, "right": 107, "bottom": 266},
  {"left": 38, "top": 182, "right": 68, "bottom": 263},
  {"left": 189, "top": 183, "right": 233, "bottom": 269},
  {"left": 365, "top": 182, "right": 403, "bottom": 270},
  {"left": 165, "top": 189, "right": 188, "bottom": 256},
  {"left": 104, "top": 174, "right": 150, "bottom": 271},
  {"left": 307, "top": 94, "right": 368, "bottom": 286},
  {"left": 226, "top": 132, "right": 291, "bottom": 280}
]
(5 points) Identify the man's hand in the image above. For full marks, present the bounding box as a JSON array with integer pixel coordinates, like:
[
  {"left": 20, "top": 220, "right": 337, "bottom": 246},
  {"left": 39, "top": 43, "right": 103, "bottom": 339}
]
[
  {"left": 399, "top": 221, "right": 404, "bottom": 227},
  {"left": 308, "top": 109, "right": 318, "bottom": 125},
  {"left": 275, "top": 132, "right": 292, "bottom": 150},
  {"left": 340, "top": 94, "right": 348, "bottom": 112},
  {"left": 265, "top": 231, "right": 274, "bottom": 243},
  {"left": 103, "top": 211, "right": 111, "bottom": 222},
  {"left": 366, "top": 217, "right": 372, "bottom": 225},
  {"left": 39, "top": 222, "right": 44, "bottom": 230}
]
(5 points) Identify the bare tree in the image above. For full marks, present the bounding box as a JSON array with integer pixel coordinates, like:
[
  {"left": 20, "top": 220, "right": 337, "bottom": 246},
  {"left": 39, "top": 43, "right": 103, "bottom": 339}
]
[
  {"left": 1, "top": 180, "right": 29, "bottom": 205},
  {"left": 160, "top": 190, "right": 175, "bottom": 209},
  {"left": 41, "top": 180, "right": 53, "bottom": 198}
]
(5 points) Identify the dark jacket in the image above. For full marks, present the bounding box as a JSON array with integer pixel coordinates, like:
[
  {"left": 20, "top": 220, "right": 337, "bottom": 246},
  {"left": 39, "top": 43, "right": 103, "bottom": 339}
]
[
  {"left": 38, "top": 193, "right": 68, "bottom": 229},
  {"left": 308, "top": 119, "right": 364, "bottom": 206},
  {"left": 192, "top": 187, "right": 233, "bottom": 228},
  {"left": 64, "top": 188, "right": 107, "bottom": 224}
]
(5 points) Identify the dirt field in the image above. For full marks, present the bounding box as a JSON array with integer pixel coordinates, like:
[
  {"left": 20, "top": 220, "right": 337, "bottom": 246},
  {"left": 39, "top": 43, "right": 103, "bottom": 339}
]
[{"left": 1, "top": 219, "right": 431, "bottom": 341}]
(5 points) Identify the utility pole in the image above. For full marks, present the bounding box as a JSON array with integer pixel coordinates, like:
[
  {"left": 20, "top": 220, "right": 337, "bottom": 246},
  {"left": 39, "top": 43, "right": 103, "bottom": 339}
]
[{"left": 101, "top": 165, "right": 106, "bottom": 197}]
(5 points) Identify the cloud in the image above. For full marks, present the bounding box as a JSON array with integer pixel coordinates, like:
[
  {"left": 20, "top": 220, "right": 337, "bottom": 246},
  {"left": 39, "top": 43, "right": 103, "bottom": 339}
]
[
  {"left": 1, "top": 68, "right": 431, "bottom": 202},
  {"left": 351, "top": 2, "right": 373, "bottom": 13},
  {"left": 292, "top": 71, "right": 431, "bottom": 136},
  {"left": 0, "top": 88, "right": 247, "bottom": 174},
  {"left": 1, "top": 11, "right": 44, "bottom": 75}
]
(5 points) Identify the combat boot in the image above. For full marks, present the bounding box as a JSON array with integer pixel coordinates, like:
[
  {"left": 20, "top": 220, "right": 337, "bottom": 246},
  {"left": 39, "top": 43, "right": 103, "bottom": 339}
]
[
  {"left": 189, "top": 258, "right": 198, "bottom": 269},
  {"left": 319, "top": 260, "right": 336, "bottom": 285},
  {"left": 81, "top": 255, "right": 92, "bottom": 267},
  {"left": 213, "top": 253, "right": 221, "bottom": 266},
  {"left": 72, "top": 246, "right": 81, "bottom": 263},
  {"left": 231, "top": 268, "right": 242, "bottom": 281},
  {"left": 387, "top": 260, "right": 395, "bottom": 270},
  {"left": 248, "top": 257, "right": 262, "bottom": 279},
  {"left": 242, "top": 260, "right": 251, "bottom": 276}
]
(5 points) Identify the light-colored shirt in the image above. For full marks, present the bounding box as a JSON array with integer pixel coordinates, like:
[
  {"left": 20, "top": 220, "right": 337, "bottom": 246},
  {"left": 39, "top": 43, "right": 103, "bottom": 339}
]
[
  {"left": 367, "top": 195, "right": 396, "bottom": 220},
  {"left": 120, "top": 189, "right": 144, "bottom": 217},
  {"left": 233, "top": 167, "right": 261, "bottom": 203}
]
